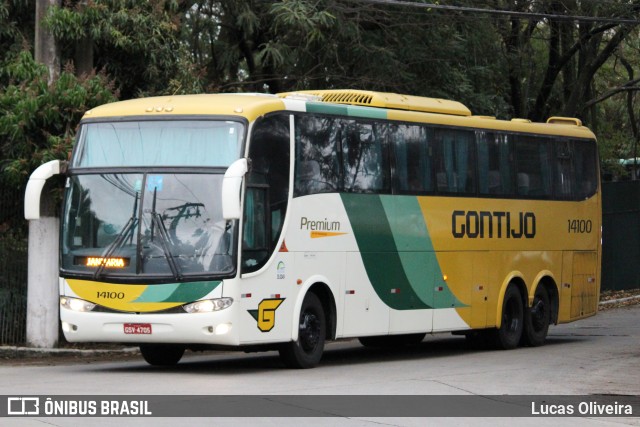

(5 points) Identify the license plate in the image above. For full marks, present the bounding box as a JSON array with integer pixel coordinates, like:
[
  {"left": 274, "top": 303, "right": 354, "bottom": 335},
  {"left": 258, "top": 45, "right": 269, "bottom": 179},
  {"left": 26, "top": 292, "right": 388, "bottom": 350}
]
[{"left": 123, "top": 323, "right": 152, "bottom": 334}]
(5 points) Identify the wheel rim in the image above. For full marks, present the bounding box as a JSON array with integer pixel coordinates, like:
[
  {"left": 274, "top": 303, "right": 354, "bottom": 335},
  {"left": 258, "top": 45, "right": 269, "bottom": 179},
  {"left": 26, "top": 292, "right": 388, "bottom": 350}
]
[{"left": 299, "top": 310, "right": 321, "bottom": 353}]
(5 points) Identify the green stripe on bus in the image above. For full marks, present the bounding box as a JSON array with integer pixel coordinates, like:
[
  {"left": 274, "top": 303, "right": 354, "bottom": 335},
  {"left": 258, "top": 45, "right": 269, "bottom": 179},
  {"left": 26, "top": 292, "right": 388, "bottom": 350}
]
[
  {"left": 133, "top": 281, "right": 220, "bottom": 303},
  {"left": 346, "top": 105, "right": 388, "bottom": 119},
  {"left": 380, "top": 196, "right": 463, "bottom": 308},
  {"left": 133, "top": 283, "right": 180, "bottom": 302},
  {"left": 307, "top": 103, "right": 349, "bottom": 116},
  {"left": 306, "top": 103, "right": 389, "bottom": 120},
  {"left": 162, "top": 280, "right": 221, "bottom": 302},
  {"left": 341, "top": 193, "right": 430, "bottom": 310}
]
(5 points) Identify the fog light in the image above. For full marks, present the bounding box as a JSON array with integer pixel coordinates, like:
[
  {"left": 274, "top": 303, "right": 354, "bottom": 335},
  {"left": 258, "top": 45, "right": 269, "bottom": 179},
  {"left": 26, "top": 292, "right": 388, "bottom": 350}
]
[
  {"left": 215, "top": 323, "right": 232, "bottom": 335},
  {"left": 60, "top": 297, "right": 96, "bottom": 312},
  {"left": 61, "top": 321, "right": 77, "bottom": 332},
  {"left": 183, "top": 298, "right": 233, "bottom": 313}
]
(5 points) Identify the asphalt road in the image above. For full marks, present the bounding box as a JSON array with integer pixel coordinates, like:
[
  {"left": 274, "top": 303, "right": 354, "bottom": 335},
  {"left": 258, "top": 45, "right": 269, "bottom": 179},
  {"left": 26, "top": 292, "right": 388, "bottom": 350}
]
[{"left": 1, "top": 305, "right": 639, "bottom": 426}]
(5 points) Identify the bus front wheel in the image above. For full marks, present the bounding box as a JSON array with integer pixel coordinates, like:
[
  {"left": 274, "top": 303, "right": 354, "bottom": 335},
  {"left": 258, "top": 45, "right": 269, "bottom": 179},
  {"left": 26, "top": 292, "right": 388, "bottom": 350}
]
[
  {"left": 279, "top": 292, "right": 326, "bottom": 369},
  {"left": 492, "top": 285, "right": 524, "bottom": 350},
  {"left": 139, "top": 344, "right": 185, "bottom": 366}
]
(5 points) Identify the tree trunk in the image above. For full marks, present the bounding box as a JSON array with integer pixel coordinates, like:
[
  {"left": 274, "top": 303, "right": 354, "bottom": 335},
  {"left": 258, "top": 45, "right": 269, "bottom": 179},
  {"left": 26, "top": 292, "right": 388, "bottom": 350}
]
[
  {"left": 35, "top": 0, "right": 61, "bottom": 84},
  {"left": 74, "top": 36, "right": 94, "bottom": 77}
]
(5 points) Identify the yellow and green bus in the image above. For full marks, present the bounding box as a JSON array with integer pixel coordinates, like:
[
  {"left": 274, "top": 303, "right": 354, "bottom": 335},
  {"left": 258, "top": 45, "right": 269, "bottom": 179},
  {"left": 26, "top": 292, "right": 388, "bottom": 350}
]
[{"left": 25, "top": 90, "right": 601, "bottom": 368}]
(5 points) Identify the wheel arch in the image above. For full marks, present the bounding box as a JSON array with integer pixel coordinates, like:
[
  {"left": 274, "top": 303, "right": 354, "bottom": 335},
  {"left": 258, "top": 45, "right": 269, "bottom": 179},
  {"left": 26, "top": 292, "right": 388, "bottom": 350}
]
[
  {"left": 533, "top": 274, "right": 560, "bottom": 325},
  {"left": 290, "top": 277, "right": 337, "bottom": 341},
  {"left": 307, "top": 282, "right": 337, "bottom": 340},
  {"left": 495, "top": 273, "right": 527, "bottom": 329}
]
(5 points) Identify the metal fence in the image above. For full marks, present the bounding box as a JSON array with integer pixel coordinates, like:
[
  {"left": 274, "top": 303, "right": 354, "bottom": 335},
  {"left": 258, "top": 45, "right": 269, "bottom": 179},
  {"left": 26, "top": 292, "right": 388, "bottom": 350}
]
[
  {"left": 0, "top": 181, "right": 28, "bottom": 344},
  {"left": 602, "top": 181, "right": 640, "bottom": 291}
]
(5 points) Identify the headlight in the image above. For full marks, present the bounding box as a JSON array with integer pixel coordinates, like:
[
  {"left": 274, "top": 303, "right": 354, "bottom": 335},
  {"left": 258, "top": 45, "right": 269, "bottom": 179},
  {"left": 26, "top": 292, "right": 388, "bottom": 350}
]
[
  {"left": 60, "top": 297, "right": 96, "bottom": 312},
  {"left": 183, "top": 298, "right": 233, "bottom": 313}
]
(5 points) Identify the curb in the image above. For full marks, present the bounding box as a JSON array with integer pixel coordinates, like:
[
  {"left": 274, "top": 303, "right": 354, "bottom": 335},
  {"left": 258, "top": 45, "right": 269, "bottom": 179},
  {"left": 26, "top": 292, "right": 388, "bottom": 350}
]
[
  {"left": 0, "top": 346, "right": 139, "bottom": 359},
  {"left": 599, "top": 294, "right": 640, "bottom": 305}
]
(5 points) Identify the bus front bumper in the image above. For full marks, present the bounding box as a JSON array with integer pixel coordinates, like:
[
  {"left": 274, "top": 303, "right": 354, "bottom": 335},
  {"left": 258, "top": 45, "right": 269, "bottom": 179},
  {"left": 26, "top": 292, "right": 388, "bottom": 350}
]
[{"left": 60, "top": 307, "right": 240, "bottom": 346}]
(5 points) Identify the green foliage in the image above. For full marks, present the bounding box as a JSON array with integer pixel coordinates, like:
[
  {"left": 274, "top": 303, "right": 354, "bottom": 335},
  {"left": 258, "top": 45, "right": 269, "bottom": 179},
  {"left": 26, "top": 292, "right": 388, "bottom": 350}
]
[
  {"left": 46, "top": 0, "right": 204, "bottom": 97},
  {"left": 1, "top": 0, "right": 639, "bottom": 189},
  {"left": 0, "top": 51, "right": 117, "bottom": 187}
]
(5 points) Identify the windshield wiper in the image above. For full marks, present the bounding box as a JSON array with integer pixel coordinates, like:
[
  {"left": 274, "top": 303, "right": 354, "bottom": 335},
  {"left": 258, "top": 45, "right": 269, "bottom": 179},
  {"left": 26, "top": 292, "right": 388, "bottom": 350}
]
[
  {"left": 150, "top": 211, "right": 182, "bottom": 281},
  {"left": 148, "top": 187, "right": 182, "bottom": 281},
  {"left": 93, "top": 192, "right": 139, "bottom": 280}
]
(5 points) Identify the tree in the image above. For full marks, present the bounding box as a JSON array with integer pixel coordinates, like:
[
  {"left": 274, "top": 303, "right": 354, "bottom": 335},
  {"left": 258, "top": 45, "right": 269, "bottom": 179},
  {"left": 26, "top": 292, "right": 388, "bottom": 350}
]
[
  {"left": 35, "top": 0, "right": 60, "bottom": 83},
  {"left": 46, "top": 0, "right": 202, "bottom": 97},
  {"left": 0, "top": 51, "right": 117, "bottom": 187},
  {"left": 491, "top": 0, "right": 640, "bottom": 122}
]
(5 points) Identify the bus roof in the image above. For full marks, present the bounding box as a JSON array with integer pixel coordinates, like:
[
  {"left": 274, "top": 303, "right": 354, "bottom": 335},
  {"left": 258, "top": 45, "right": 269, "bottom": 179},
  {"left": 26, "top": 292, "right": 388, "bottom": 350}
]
[
  {"left": 83, "top": 90, "right": 596, "bottom": 140},
  {"left": 83, "top": 93, "right": 286, "bottom": 122}
]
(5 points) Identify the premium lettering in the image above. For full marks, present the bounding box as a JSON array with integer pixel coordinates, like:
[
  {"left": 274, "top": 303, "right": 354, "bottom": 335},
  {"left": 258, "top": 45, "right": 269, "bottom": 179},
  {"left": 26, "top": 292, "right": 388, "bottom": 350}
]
[{"left": 300, "top": 217, "right": 341, "bottom": 231}]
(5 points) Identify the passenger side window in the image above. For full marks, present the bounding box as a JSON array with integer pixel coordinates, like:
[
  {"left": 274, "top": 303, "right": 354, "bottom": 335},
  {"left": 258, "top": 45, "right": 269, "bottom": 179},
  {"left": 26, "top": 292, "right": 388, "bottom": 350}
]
[
  {"left": 392, "top": 124, "right": 434, "bottom": 194},
  {"left": 477, "top": 131, "right": 513, "bottom": 196},
  {"left": 342, "top": 121, "right": 389, "bottom": 193},
  {"left": 434, "top": 129, "right": 476, "bottom": 194},
  {"left": 554, "top": 139, "right": 573, "bottom": 199},
  {"left": 515, "top": 136, "right": 552, "bottom": 198},
  {"left": 294, "top": 115, "right": 341, "bottom": 196}
]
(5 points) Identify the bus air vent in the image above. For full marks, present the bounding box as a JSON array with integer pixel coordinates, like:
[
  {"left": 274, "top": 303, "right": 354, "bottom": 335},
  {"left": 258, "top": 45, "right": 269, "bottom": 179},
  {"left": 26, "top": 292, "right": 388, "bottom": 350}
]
[
  {"left": 277, "top": 89, "right": 471, "bottom": 116},
  {"left": 547, "top": 116, "right": 583, "bottom": 126}
]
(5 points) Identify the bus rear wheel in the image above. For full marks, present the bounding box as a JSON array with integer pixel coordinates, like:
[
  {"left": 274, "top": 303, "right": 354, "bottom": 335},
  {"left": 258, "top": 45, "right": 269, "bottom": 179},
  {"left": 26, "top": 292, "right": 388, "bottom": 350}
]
[
  {"left": 491, "top": 285, "right": 524, "bottom": 350},
  {"left": 139, "top": 344, "right": 185, "bottom": 366},
  {"left": 279, "top": 292, "right": 326, "bottom": 369},
  {"left": 522, "top": 285, "right": 550, "bottom": 347}
]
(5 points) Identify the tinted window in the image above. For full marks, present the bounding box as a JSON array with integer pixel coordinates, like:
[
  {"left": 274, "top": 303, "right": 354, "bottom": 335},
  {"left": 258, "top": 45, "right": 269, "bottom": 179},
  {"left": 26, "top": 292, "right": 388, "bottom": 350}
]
[
  {"left": 554, "top": 139, "right": 573, "bottom": 199},
  {"left": 515, "top": 136, "right": 552, "bottom": 197},
  {"left": 243, "top": 113, "right": 290, "bottom": 273},
  {"left": 342, "top": 121, "right": 389, "bottom": 192},
  {"left": 573, "top": 139, "right": 598, "bottom": 199},
  {"left": 392, "top": 124, "right": 434, "bottom": 193},
  {"left": 477, "top": 131, "right": 514, "bottom": 196},
  {"left": 434, "top": 129, "right": 476, "bottom": 194},
  {"left": 294, "top": 116, "right": 341, "bottom": 196}
]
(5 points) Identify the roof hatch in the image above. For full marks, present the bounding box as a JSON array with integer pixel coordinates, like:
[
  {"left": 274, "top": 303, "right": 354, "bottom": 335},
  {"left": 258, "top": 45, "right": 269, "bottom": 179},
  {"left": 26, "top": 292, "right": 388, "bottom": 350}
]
[{"left": 278, "top": 89, "right": 472, "bottom": 116}]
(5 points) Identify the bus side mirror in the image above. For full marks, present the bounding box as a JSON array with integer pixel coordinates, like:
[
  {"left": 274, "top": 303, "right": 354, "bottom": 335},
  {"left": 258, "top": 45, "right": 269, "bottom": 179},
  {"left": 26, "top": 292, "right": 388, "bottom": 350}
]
[
  {"left": 24, "top": 160, "right": 66, "bottom": 220},
  {"left": 222, "top": 158, "right": 248, "bottom": 220}
]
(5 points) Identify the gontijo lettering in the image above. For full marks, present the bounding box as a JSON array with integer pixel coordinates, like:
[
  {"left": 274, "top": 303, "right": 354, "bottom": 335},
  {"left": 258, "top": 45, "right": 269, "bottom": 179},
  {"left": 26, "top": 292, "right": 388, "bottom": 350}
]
[{"left": 452, "top": 210, "right": 536, "bottom": 239}]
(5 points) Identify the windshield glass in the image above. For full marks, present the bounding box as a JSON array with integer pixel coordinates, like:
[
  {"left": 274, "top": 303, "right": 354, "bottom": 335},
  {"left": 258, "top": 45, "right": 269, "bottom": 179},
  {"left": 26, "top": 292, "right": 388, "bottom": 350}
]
[
  {"left": 73, "top": 120, "right": 244, "bottom": 167},
  {"left": 61, "top": 173, "right": 235, "bottom": 279}
]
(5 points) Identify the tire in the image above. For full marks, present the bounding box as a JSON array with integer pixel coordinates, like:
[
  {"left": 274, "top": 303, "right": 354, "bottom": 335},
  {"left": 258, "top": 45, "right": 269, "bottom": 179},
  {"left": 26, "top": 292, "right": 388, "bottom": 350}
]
[
  {"left": 358, "top": 333, "right": 426, "bottom": 348},
  {"left": 140, "top": 344, "right": 185, "bottom": 366},
  {"left": 522, "top": 285, "right": 550, "bottom": 347},
  {"left": 279, "top": 292, "right": 326, "bottom": 369},
  {"left": 491, "top": 285, "right": 524, "bottom": 350}
]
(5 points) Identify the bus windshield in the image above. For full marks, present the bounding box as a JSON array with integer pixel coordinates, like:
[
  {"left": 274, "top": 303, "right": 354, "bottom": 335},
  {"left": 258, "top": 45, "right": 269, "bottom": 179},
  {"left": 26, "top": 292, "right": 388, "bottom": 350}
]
[
  {"left": 61, "top": 173, "right": 236, "bottom": 280},
  {"left": 73, "top": 120, "right": 244, "bottom": 168}
]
